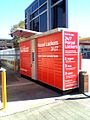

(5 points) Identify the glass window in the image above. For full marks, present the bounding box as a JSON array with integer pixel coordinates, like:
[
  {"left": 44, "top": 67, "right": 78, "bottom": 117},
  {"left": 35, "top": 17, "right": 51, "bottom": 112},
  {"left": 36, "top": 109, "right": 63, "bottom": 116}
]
[
  {"left": 40, "top": 12, "right": 47, "bottom": 32},
  {"left": 30, "top": 14, "right": 32, "bottom": 20},
  {"left": 39, "top": 3, "right": 47, "bottom": 14},
  {"left": 25, "top": 19, "right": 27, "bottom": 29},
  {"left": 51, "top": 1, "right": 66, "bottom": 29},
  {"left": 25, "top": 12, "right": 27, "bottom": 18},
  {"left": 51, "top": 0, "right": 59, "bottom": 5},
  {"left": 25, "top": 24, "right": 27, "bottom": 29},
  {"left": 32, "top": 1, "right": 38, "bottom": 12},
  {"left": 30, "top": 21, "right": 33, "bottom": 30},
  {"left": 25, "top": 19, "right": 27, "bottom": 24},
  {"left": 32, "top": 17, "right": 39, "bottom": 31},
  {"left": 32, "top": 10, "right": 38, "bottom": 19},
  {"left": 39, "top": 0, "right": 46, "bottom": 6}
]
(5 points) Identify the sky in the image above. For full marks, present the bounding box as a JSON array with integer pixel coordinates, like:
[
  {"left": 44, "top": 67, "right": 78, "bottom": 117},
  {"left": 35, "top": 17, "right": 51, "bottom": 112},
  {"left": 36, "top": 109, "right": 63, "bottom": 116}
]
[
  {"left": 0, "top": 0, "right": 33, "bottom": 39},
  {"left": 0, "top": 0, "right": 90, "bottom": 39},
  {"left": 68, "top": 0, "right": 90, "bottom": 38}
]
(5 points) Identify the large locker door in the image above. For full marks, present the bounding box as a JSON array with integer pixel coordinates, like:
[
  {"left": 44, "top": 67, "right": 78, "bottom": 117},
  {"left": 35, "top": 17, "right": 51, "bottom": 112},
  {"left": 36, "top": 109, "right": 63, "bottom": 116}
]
[{"left": 37, "top": 32, "right": 63, "bottom": 90}]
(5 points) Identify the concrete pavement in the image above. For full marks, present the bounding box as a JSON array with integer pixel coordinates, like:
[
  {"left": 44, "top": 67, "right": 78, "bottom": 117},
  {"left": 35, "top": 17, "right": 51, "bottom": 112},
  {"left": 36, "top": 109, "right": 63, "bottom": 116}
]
[
  {"left": 0, "top": 94, "right": 90, "bottom": 120},
  {"left": 0, "top": 67, "right": 90, "bottom": 119}
]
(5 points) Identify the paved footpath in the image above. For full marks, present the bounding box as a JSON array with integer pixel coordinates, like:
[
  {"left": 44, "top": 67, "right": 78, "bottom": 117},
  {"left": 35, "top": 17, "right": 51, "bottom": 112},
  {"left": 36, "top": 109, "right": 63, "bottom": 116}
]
[
  {"left": 0, "top": 94, "right": 90, "bottom": 120},
  {"left": 0, "top": 66, "right": 90, "bottom": 119}
]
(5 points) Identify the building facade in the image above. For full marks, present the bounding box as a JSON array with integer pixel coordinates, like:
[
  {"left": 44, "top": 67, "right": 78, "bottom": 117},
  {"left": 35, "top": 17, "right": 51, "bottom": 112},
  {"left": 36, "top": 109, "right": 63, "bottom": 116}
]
[
  {"left": 25, "top": 0, "right": 68, "bottom": 32},
  {"left": 0, "top": 39, "right": 13, "bottom": 50},
  {"left": 79, "top": 38, "right": 90, "bottom": 59}
]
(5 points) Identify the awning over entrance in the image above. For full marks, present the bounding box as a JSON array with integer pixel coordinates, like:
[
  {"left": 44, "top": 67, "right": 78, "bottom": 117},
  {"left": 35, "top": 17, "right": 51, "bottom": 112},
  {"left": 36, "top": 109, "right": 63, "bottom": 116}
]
[
  {"left": 79, "top": 37, "right": 90, "bottom": 45},
  {"left": 10, "top": 28, "right": 42, "bottom": 38}
]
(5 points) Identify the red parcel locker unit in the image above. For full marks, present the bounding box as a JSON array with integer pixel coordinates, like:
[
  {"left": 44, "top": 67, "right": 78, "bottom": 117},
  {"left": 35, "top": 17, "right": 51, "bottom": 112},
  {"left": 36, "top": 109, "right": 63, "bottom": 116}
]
[{"left": 18, "top": 28, "right": 79, "bottom": 91}]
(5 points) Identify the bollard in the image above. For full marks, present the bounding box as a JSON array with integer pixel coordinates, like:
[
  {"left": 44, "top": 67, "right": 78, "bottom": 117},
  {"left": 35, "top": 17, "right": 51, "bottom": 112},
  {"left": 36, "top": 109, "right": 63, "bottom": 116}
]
[
  {"left": 0, "top": 68, "right": 7, "bottom": 109},
  {"left": 14, "top": 60, "right": 16, "bottom": 72},
  {"left": 79, "top": 71, "right": 88, "bottom": 93}
]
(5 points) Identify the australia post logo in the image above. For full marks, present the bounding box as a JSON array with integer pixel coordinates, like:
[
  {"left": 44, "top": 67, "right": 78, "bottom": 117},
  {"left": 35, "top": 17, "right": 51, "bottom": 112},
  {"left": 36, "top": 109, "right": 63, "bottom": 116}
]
[{"left": 20, "top": 46, "right": 29, "bottom": 53}]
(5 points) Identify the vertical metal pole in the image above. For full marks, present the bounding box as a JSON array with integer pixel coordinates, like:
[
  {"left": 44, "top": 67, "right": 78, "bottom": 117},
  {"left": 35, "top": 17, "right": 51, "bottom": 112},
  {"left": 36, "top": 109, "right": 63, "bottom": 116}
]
[
  {"left": 66, "top": 0, "right": 68, "bottom": 28},
  {"left": 47, "top": 0, "right": 51, "bottom": 30},
  {"left": 2, "top": 71, "right": 7, "bottom": 109},
  {"left": 14, "top": 59, "right": 16, "bottom": 72},
  {"left": 1, "top": 71, "right": 4, "bottom": 103},
  {"left": 62, "top": 30, "right": 65, "bottom": 90}
]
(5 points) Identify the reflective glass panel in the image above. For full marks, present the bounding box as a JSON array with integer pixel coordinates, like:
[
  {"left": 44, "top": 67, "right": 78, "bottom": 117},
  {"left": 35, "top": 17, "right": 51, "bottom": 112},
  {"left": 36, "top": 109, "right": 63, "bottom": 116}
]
[
  {"left": 39, "top": 0, "right": 46, "bottom": 6},
  {"left": 40, "top": 12, "right": 47, "bottom": 32}
]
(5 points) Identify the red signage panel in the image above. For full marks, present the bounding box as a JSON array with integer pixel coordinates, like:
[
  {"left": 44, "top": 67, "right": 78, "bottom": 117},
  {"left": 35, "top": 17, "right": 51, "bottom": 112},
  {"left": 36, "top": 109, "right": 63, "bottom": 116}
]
[
  {"left": 64, "top": 31, "right": 79, "bottom": 90},
  {"left": 20, "top": 40, "right": 31, "bottom": 77}
]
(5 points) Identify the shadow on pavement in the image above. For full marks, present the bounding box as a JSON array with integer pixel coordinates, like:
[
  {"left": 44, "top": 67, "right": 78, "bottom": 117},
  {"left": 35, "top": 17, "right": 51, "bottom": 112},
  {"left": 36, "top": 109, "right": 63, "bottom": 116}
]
[
  {"left": 66, "top": 93, "right": 90, "bottom": 100},
  {"left": 0, "top": 65, "right": 82, "bottom": 103},
  {"left": 0, "top": 66, "right": 61, "bottom": 102}
]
